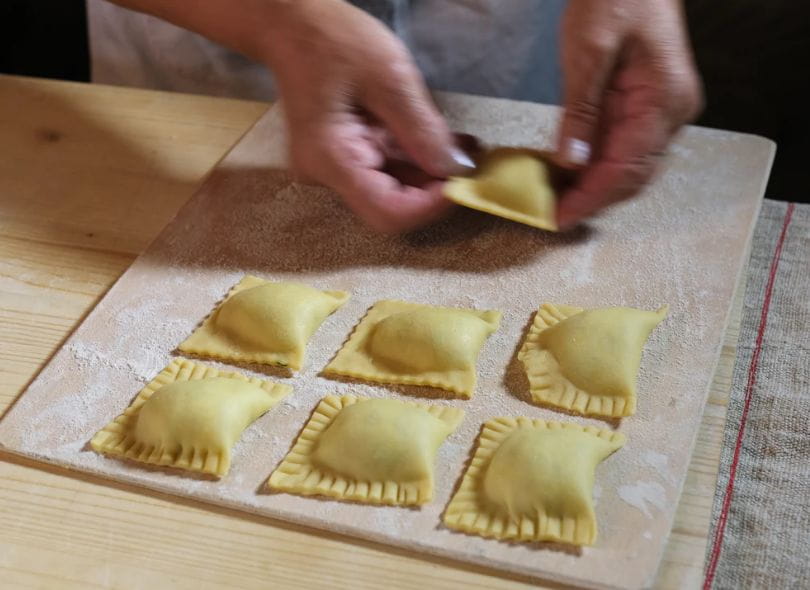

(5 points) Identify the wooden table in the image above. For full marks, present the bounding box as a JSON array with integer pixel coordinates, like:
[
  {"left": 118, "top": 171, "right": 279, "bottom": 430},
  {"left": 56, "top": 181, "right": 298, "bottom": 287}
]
[{"left": 0, "top": 74, "right": 740, "bottom": 589}]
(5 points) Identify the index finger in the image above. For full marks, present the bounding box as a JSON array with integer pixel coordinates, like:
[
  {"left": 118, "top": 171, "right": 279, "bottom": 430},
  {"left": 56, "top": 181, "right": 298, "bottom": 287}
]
[
  {"left": 296, "top": 121, "right": 456, "bottom": 234},
  {"left": 556, "top": 93, "right": 671, "bottom": 229},
  {"left": 329, "top": 160, "right": 454, "bottom": 233}
]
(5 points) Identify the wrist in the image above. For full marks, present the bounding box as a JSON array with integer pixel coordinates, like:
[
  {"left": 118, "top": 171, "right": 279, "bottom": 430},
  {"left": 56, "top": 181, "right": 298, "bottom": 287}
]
[{"left": 257, "top": 0, "right": 342, "bottom": 68}]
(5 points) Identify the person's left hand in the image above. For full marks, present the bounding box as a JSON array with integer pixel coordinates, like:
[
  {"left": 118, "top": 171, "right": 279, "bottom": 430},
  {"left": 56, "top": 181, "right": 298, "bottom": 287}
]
[{"left": 554, "top": 0, "right": 704, "bottom": 229}]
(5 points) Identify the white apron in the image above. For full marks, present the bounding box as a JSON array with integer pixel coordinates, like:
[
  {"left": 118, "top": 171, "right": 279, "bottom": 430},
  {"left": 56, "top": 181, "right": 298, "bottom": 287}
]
[{"left": 87, "top": 0, "right": 564, "bottom": 104}]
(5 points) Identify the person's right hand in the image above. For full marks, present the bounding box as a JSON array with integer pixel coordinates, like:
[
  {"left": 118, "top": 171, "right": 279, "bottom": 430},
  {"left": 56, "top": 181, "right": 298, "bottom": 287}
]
[{"left": 263, "top": 0, "right": 473, "bottom": 233}]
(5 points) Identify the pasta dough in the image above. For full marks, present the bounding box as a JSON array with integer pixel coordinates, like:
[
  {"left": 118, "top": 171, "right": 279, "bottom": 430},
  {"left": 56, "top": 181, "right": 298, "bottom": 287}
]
[
  {"left": 323, "top": 300, "right": 501, "bottom": 398},
  {"left": 178, "top": 275, "right": 349, "bottom": 371},
  {"left": 443, "top": 417, "right": 624, "bottom": 546},
  {"left": 268, "top": 395, "right": 464, "bottom": 505},
  {"left": 519, "top": 303, "right": 668, "bottom": 417},
  {"left": 443, "top": 147, "right": 558, "bottom": 231},
  {"left": 90, "top": 358, "right": 291, "bottom": 477}
]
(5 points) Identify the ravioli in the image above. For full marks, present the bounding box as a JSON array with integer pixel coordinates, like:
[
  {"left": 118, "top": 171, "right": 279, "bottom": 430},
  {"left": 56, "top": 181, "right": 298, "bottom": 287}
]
[
  {"left": 443, "top": 147, "right": 558, "bottom": 231},
  {"left": 323, "top": 300, "right": 501, "bottom": 398},
  {"left": 444, "top": 417, "right": 624, "bottom": 546},
  {"left": 268, "top": 395, "right": 464, "bottom": 505},
  {"left": 90, "top": 358, "right": 291, "bottom": 477},
  {"left": 178, "top": 275, "right": 349, "bottom": 371},
  {"left": 518, "top": 303, "right": 668, "bottom": 417}
]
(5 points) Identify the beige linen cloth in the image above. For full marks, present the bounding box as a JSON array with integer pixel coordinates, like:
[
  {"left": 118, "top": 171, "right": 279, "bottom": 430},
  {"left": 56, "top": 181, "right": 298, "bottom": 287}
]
[{"left": 704, "top": 200, "right": 810, "bottom": 589}]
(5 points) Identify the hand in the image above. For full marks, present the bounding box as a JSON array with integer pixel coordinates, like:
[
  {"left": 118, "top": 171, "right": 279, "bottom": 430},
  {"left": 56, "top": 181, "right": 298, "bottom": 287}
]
[
  {"left": 263, "top": 0, "right": 473, "bottom": 233},
  {"left": 555, "top": 0, "right": 703, "bottom": 229}
]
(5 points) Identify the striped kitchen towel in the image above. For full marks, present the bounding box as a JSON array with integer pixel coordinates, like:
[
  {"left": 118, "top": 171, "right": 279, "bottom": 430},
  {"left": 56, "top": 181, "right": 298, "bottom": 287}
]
[{"left": 704, "top": 200, "right": 810, "bottom": 589}]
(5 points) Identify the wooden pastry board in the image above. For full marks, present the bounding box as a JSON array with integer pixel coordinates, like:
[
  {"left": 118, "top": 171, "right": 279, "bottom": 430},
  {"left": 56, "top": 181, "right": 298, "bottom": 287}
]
[{"left": 0, "top": 94, "right": 773, "bottom": 590}]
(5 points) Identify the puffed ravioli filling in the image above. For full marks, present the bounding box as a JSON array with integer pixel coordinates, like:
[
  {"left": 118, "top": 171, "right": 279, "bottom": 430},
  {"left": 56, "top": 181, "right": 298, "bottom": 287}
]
[
  {"left": 268, "top": 395, "right": 464, "bottom": 505},
  {"left": 178, "top": 275, "right": 349, "bottom": 371},
  {"left": 90, "top": 358, "right": 291, "bottom": 477},
  {"left": 324, "top": 300, "right": 501, "bottom": 398},
  {"left": 443, "top": 418, "right": 624, "bottom": 546},
  {"left": 518, "top": 303, "right": 668, "bottom": 417},
  {"left": 443, "top": 147, "right": 558, "bottom": 231}
]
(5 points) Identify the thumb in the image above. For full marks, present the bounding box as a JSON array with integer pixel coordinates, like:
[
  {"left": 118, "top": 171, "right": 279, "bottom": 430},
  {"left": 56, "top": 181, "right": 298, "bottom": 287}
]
[
  {"left": 363, "top": 61, "right": 474, "bottom": 178},
  {"left": 556, "top": 28, "right": 619, "bottom": 168}
]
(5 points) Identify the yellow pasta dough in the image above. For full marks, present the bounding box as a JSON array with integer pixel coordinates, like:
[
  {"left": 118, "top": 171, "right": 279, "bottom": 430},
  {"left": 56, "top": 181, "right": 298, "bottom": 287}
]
[
  {"left": 323, "top": 300, "right": 501, "bottom": 398},
  {"left": 443, "top": 147, "right": 558, "bottom": 231},
  {"left": 91, "top": 358, "right": 291, "bottom": 477},
  {"left": 178, "top": 275, "right": 348, "bottom": 371},
  {"left": 444, "top": 417, "right": 624, "bottom": 546},
  {"left": 518, "top": 303, "right": 668, "bottom": 418},
  {"left": 268, "top": 395, "right": 464, "bottom": 505}
]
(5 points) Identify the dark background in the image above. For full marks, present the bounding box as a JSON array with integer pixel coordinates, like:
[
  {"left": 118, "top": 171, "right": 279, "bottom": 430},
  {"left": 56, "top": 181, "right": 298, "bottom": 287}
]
[{"left": 1, "top": 0, "right": 808, "bottom": 202}]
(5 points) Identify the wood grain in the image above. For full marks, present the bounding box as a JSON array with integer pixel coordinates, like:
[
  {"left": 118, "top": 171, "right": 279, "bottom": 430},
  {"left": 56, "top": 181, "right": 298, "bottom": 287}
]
[{"left": 0, "top": 75, "right": 740, "bottom": 589}]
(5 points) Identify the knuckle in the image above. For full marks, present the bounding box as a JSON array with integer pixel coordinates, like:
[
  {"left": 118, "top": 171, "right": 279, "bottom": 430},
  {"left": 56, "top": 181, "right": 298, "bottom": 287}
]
[
  {"left": 369, "top": 66, "right": 440, "bottom": 130},
  {"left": 667, "top": 71, "right": 705, "bottom": 123},
  {"left": 375, "top": 60, "right": 421, "bottom": 102},
  {"left": 580, "top": 32, "right": 617, "bottom": 59},
  {"left": 617, "top": 155, "right": 659, "bottom": 195},
  {"left": 563, "top": 28, "right": 617, "bottom": 70},
  {"left": 566, "top": 98, "right": 602, "bottom": 126}
]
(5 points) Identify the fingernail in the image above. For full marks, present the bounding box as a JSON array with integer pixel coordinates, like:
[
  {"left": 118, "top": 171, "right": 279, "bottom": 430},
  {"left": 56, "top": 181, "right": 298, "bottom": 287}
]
[
  {"left": 563, "top": 138, "right": 591, "bottom": 166},
  {"left": 449, "top": 147, "right": 476, "bottom": 173}
]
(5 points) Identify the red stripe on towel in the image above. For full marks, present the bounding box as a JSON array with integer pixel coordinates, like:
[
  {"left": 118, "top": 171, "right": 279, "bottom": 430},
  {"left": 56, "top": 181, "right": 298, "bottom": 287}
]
[{"left": 703, "top": 202, "right": 795, "bottom": 589}]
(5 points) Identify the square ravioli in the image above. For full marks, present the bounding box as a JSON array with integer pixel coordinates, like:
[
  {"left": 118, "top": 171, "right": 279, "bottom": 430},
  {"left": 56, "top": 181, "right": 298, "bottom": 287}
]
[
  {"left": 267, "top": 395, "right": 464, "bottom": 505},
  {"left": 443, "top": 417, "right": 625, "bottom": 546},
  {"left": 443, "top": 147, "right": 559, "bottom": 231},
  {"left": 178, "top": 275, "right": 349, "bottom": 371},
  {"left": 91, "top": 358, "right": 291, "bottom": 477},
  {"left": 518, "top": 303, "right": 668, "bottom": 418},
  {"left": 323, "top": 299, "right": 501, "bottom": 398}
]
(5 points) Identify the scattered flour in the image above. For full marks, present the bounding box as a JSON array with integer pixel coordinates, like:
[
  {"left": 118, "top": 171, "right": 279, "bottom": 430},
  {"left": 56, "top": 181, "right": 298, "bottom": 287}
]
[
  {"left": 642, "top": 450, "right": 676, "bottom": 484},
  {"left": 618, "top": 481, "right": 668, "bottom": 518},
  {"left": 558, "top": 238, "right": 596, "bottom": 286}
]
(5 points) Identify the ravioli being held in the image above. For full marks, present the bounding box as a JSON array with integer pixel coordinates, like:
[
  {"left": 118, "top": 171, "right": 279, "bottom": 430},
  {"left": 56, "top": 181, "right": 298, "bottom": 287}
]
[{"left": 443, "top": 147, "right": 559, "bottom": 231}]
